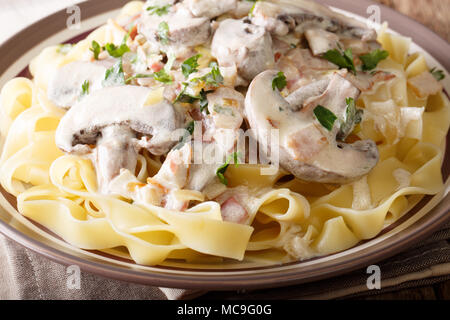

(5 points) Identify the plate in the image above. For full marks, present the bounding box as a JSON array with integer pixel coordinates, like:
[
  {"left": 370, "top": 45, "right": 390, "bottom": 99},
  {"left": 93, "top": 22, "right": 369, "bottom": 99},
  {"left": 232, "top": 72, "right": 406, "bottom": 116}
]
[{"left": 0, "top": 0, "right": 448, "bottom": 290}]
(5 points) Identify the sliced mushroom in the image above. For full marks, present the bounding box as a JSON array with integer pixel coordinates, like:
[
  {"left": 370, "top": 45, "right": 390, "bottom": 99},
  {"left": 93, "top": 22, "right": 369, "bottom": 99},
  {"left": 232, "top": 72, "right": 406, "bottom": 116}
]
[
  {"left": 138, "top": 4, "right": 211, "bottom": 51},
  {"left": 211, "top": 18, "right": 274, "bottom": 81},
  {"left": 251, "top": 0, "right": 377, "bottom": 41},
  {"left": 184, "top": 0, "right": 237, "bottom": 19},
  {"left": 245, "top": 70, "right": 379, "bottom": 184},
  {"left": 304, "top": 28, "right": 341, "bottom": 56},
  {"left": 47, "top": 61, "right": 111, "bottom": 109},
  {"left": 285, "top": 78, "right": 331, "bottom": 111},
  {"left": 230, "top": 0, "right": 254, "bottom": 19},
  {"left": 55, "top": 86, "right": 184, "bottom": 192}
]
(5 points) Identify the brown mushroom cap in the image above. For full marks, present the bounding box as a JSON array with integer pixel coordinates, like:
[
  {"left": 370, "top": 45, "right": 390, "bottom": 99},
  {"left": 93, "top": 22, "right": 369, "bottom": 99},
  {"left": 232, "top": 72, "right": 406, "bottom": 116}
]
[
  {"left": 211, "top": 18, "right": 274, "bottom": 81},
  {"left": 138, "top": 4, "right": 211, "bottom": 49},
  {"left": 245, "top": 70, "right": 379, "bottom": 184},
  {"left": 55, "top": 86, "right": 183, "bottom": 155}
]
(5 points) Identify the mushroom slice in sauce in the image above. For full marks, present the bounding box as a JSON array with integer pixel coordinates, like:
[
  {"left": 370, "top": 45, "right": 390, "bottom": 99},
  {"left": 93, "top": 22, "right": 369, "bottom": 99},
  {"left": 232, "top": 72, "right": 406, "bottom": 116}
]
[
  {"left": 55, "top": 86, "right": 184, "bottom": 193},
  {"left": 138, "top": 3, "right": 211, "bottom": 53},
  {"left": 211, "top": 18, "right": 274, "bottom": 81},
  {"left": 47, "top": 61, "right": 111, "bottom": 109},
  {"left": 304, "top": 28, "right": 341, "bottom": 56},
  {"left": 245, "top": 70, "right": 379, "bottom": 184},
  {"left": 184, "top": 0, "right": 237, "bottom": 19},
  {"left": 251, "top": 0, "right": 377, "bottom": 41}
]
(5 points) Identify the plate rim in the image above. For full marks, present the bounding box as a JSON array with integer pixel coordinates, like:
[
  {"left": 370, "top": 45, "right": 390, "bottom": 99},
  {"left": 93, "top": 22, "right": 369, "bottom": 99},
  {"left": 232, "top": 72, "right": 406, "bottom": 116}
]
[{"left": 0, "top": 0, "right": 449, "bottom": 290}]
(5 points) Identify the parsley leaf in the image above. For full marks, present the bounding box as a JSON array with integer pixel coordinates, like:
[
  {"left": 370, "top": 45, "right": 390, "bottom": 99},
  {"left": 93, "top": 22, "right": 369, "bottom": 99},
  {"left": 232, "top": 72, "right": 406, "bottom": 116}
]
[
  {"left": 126, "top": 70, "right": 173, "bottom": 84},
  {"left": 90, "top": 40, "right": 101, "bottom": 60},
  {"left": 313, "top": 105, "right": 338, "bottom": 131},
  {"left": 174, "top": 83, "right": 200, "bottom": 103},
  {"left": 125, "top": 73, "right": 154, "bottom": 84},
  {"left": 337, "top": 97, "right": 364, "bottom": 140},
  {"left": 103, "top": 59, "right": 125, "bottom": 87},
  {"left": 182, "top": 54, "right": 201, "bottom": 78},
  {"left": 174, "top": 121, "right": 195, "bottom": 150},
  {"left": 191, "top": 62, "right": 224, "bottom": 87},
  {"left": 430, "top": 67, "right": 445, "bottom": 81},
  {"left": 81, "top": 80, "right": 90, "bottom": 96},
  {"left": 153, "top": 69, "right": 173, "bottom": 83},
  {"left": 272, "top": 71, "right": 287, "bottom": 91},
  {"left": 175, "top": 64, "right": 223, "bottom": 104},
  {"left": 323, "top": 48, "right": 356, "bottom": 74},
  {"left": 248, "top": 0, "right": 259, "bottom": 17},
  {"left": 158, "top": 21, "right": 170, "bottom": 45},
  {"left": 104, "top": 42, "right": 130, "bottom": 58},
  {"left": 216, "top": 152, "right": 241, "bottom": 186},
  {"left": 360, "top": 49, "right": 389, "bottom": 71},
  {"left": 199, "top": 90, "right": 210, "bottom": 114},
  {"left": 147, "top": 5, "right": 170, "bottom": 16}
]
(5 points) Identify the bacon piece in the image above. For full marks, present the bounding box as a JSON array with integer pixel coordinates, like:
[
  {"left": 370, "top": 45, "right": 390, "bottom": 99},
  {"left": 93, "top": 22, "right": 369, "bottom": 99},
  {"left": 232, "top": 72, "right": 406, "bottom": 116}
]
[
  {"left": 221, "top": 197, "right": 249, "bottom": 224},
  {"left": 287, "top": 124, "right": 328, "bottom": 161}
]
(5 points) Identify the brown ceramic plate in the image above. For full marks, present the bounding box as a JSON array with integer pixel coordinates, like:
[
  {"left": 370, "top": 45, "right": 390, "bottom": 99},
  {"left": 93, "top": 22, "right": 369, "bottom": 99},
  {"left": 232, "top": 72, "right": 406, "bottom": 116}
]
[{"left": 0, "top": 0, "right": 449, "bottom": 290}]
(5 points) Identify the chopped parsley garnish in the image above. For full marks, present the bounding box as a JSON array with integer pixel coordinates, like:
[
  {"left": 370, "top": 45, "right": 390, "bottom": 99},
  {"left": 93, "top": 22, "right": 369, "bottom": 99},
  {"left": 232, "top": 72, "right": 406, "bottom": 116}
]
[
  {"left": 186, "top": 62, "right": 224, "bottom": 89},
  {"left": 323, "top": 48, "right": 356, "bottom": 74},
  {"left": 248, "top": 0, "right": 259, "bottom": 17},
  {"left": 174, "top": 85, "right": 210, "bottom": 114},
  {"left": 123, "top": 23, "right": 136, "bottom": 44},
  {"left": 216, "top": 152, "right": 241, "bottom": 186},
  {"left": 174, "top": 121, "right": 195, "bottom": 150},
  {"left": 153, "top": 68, "right": 173, "bottom": 83},
  {"left": 147, "top": 5, "right": 170, "bottom": 16},
  {"left": 190, "top": 62, "right": 224, "bottom": 87},
  {"left": 199, "top": 90, "right": 209, "bottom": 114},
  {"left": 175, "top": 64, "right": 223, "bottom": 104},
  {"left": 90, "top": 40, "right": 101, "bottom": 60},
  {"left": 337, "top": 97, "right": 364, "bottom": 140},
  {"left": 104, "top": 42, "right": 130, "bottom": 58},
  {"left": 81, "top": 80, "right": 90, "bottom": 96},
  {"left": 430, "top": 67, "right": 445, "bottom": 81},
  {"left": 125, "top": 70, "right": 172, "bottom": 84},
  {"left": 272, "top": 71, "right": 287, "bottom": 91},
  {"left": 158, "top": 21, "right": 170, "bottom": 45},
  {"left": 181, "top": 54, "right": 201, "bottom": 78},
  {"left": 174, "top": 83, "right": 200, "bottom": 103},
  {"left": 125, "top": 73, "right": 154, "bottom": 84},
  {"left": 313, "top": 105, "right": 338, "bottom": 131},
  {"left": 360, "top": 49, "right": 389, "bottom": 71},
  {"left": 103, "top": 59, "right": 125, "bottom": 87},
  {"left": 57, "top": 43, "right": 73, "bottom": 55}
]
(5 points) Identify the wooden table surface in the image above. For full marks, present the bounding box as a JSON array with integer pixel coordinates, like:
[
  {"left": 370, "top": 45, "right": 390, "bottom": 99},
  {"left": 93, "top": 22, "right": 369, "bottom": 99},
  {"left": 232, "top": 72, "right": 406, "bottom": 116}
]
[{"left": 376, "top": 0, "right": 450, "bottom": 42}]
